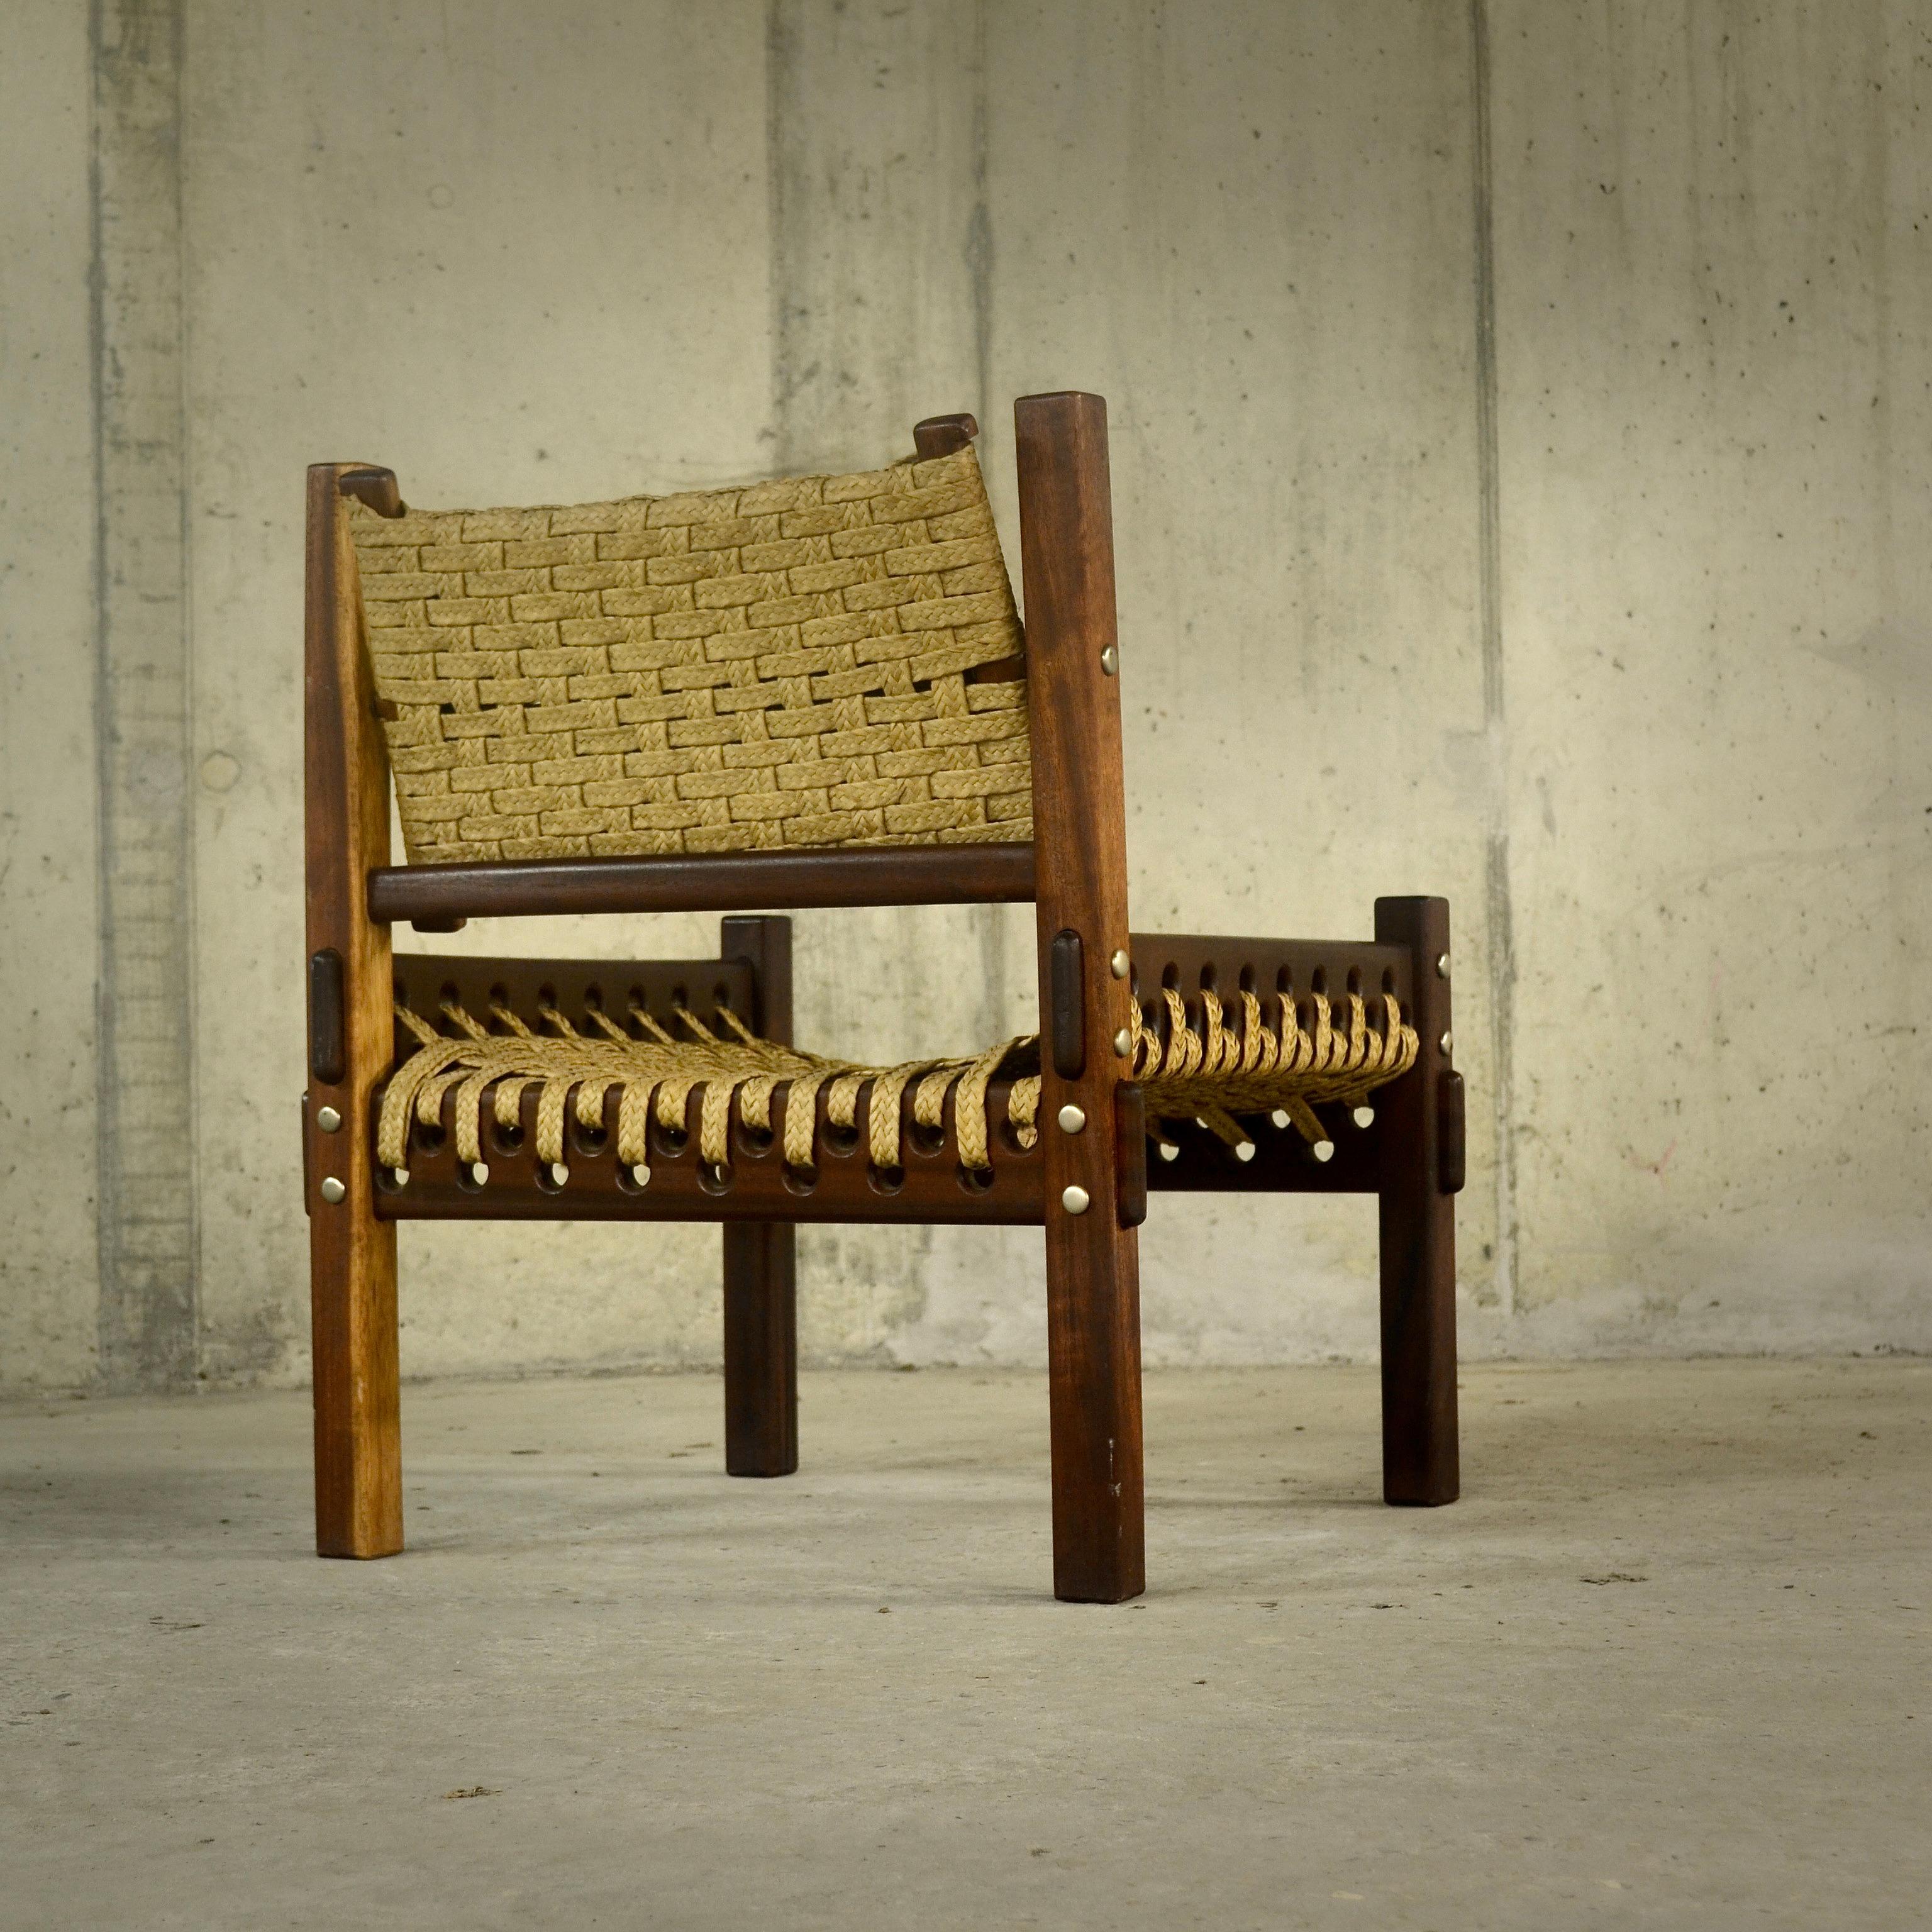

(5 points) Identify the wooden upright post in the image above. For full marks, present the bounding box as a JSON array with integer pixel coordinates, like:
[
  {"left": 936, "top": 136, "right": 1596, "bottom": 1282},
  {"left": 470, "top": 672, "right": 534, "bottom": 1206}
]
[
  {"left": 1374, "top": 896, "right": 1460, "bottom": 1505},
  {"left": 304, "top": 464, "right": 404, "bottom": 1557},
  {"left": 720, "top": 916, "right": 799, "bottom": 1477},
  {"left": 1014, "top": 392, "right": 1145, "bottom": 1603}
]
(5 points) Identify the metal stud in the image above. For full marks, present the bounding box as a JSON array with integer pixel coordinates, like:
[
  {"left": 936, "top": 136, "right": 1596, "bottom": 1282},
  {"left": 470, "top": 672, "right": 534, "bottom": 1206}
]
[
  {"left": 319, "top": 1176, "right": 346, "bottom": 1204},
  {"left": 316, "top": 1104, "right": 342, "bottom": 1134},
  {"left": 1057, "top": 1103, "right": 1087, "bottom": 1135},
  {"left": 1112, "top": 1027, "right": 1133, "bottom": 1058},
  {"left": 1099, "top": 645, "right": 1119, "bottom": 676},
  {"left": 1436, "top": 952, "right": 1452, "bottom": 979},
  {"left": 1439, "top": 1030, "right": 1453, "bottom": 1056},
  {"left": 1061, "top": 1184, "right": 1091, "bottom": 1215},
  {"left": 1109, "top": 948, "right": 1130, "bottom": 979}
]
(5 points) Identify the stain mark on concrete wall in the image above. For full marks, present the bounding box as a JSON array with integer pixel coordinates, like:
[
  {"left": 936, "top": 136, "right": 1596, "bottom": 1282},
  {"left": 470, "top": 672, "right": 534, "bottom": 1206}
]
[
  {"left": 89, "top": 0, "right": 198, "bottom": 1389},
  {"left": 1469, "top": 0, "right": 1518, "bottom": 1313}
]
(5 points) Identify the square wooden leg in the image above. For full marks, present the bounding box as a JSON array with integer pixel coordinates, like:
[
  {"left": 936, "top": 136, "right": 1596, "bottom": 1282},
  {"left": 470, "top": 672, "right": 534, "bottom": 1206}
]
[
  {"left": 719, "top": 916, "right": 799, "bottom": 1479},
  {"left": 723, "top": 1223, "right": 799, "bottom": 1477},
  {"left": 1045, "top": 1217, "right": 1146, "bottom": 1601},
  {"left": 1375, "top": 896, "right": 1460, "bottom": 1506}
]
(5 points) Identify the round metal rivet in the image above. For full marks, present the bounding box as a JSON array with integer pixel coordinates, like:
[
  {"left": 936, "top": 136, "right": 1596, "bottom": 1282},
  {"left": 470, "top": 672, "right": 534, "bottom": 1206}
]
[
  {"left": 1439, "top": 1030, "right": 1453, "bottom": 1055},
  {"left": 1109, "top": 948, "right": 1130, "bottom": 979},
  {"left": 1112, "top": 1027, "right": 1133, "bottom": 1058},
  {"left": 1352, "top": 1105, "right": 1375, "bottom": 1129},
  {"left": 1313, "top": 1140, "right": 1335, "bottom": 1164},
  {"left": 1061, "top": 1185, "right": 1091, "bottom": 1215},
  {"left": 319, "top": 1177, "right": 346, "bottom": 1204},
  {"left": 316, "top": 1105, "right": 342, "bottom": 1134},
  {"left": 630, "top": 1163, "right": 651, "bottom": 1188},
  {"left": 1099, "top": 645, "right": 1119, "bottom": 676},
  {"left": 1057, "top": 1103, "right": 1087, "bottom": 1135},
  {"left": 1436, "top": 952, "right": 1452, "bottom": 980}
]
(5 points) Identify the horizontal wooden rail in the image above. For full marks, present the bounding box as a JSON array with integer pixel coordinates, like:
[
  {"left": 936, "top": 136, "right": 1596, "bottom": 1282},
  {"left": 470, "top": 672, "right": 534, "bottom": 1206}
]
[{"left": 367, "top": 841, "right": 1036, "bottom": 924}]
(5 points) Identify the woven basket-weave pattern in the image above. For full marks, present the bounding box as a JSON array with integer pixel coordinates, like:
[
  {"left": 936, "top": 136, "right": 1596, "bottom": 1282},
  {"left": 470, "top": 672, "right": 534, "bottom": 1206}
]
[{"left": 349, "top": 448, "right": 1030, "bottom": 864}]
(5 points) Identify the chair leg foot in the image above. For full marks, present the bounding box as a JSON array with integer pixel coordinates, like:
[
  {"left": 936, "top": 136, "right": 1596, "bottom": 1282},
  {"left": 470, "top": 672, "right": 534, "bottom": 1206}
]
[
  {"left": 1045, "top": 1222, "right": 1146, "bottom": 1602},
  {"left": 310, "top": 1208, "right": 402, "bottom": 1557},
  {"left": 723, "top": 1222, "right": 798, "bottom": 1477},
  {"left": 1379, "top": 1184, "right": 1460, "bottom": 1506}
]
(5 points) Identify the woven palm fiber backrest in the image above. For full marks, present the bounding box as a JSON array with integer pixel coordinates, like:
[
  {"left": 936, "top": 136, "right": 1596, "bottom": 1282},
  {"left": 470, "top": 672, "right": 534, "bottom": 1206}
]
[{"left": 347, "top": 447, "right": 1030, "bottom": 865}]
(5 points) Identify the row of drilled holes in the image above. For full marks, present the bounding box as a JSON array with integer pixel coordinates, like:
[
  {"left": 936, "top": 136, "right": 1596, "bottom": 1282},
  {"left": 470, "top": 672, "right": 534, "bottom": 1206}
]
[
  {"left": 387, "top": 1086, "right": 1030, "bottom": 1199},
  {"left": 1137, "top": 960, "right": 1398, "bottom": 999}
]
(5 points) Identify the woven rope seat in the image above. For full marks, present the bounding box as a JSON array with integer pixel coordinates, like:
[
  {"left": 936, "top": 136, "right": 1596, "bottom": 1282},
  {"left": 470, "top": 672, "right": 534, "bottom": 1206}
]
[
  {"left": 351, "top": 447, "right": 1030, "bottom": 865},
  {"left": 377, "top": 981, "right": 1419, "bottom": 1179}
]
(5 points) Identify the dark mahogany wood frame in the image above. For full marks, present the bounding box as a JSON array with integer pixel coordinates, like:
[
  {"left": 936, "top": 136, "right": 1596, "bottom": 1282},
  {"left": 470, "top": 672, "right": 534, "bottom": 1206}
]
[{"left": 303, "top": 394, "right": 1462, "bottom": 1602}]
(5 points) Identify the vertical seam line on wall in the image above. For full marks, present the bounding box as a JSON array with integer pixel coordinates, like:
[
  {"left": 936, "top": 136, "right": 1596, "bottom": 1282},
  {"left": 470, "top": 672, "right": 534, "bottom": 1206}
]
[
  {"left": 965, "top": 0, "right": 1007, "bottom": 1050},
  {"left": 967, "top": 0, "right": 992, "bottom": 432},
  {"left": 765, "top": 0, "right": 797, "bottom": 473},
  {"left": 87, "top": 0, "right": 199, "bottom": 1389},
  {"left": 86, "top": 0, "right": 111, "bottom": 1385},
  {"left": 174, "top": 0, "right": 202, "bottom": 1372},
  {"left": 1469, "top": 0, "right": 1518, "bottom": 1315}
]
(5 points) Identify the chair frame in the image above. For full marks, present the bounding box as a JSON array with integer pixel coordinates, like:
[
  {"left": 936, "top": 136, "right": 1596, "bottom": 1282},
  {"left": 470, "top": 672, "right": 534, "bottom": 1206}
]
[{"left": 304, "top": 391, "right": 1461, "bottom": 1602}]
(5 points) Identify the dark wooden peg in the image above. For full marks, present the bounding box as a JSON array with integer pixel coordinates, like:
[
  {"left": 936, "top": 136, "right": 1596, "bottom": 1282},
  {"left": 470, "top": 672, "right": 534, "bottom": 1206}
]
[
  {"left": 1049, "top": 929, "right": 1086, "bottom": 1080},
  {"left": 1114, "top": 1082, "right": 1148, "bottom": 1228},
  {"left": 1437, "top": 1070, "right": 1466, "bottom": 1194},
  {"left": 309, "top": 949, "right": 345, "bottom": 1085},
  {"left": 913, "top": 414, "right": 979, "bottom": 458}
]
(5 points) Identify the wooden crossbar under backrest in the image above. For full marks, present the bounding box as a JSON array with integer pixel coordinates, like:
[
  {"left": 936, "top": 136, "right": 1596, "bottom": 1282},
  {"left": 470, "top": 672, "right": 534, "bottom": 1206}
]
[{"left": 345, "top": 443, "right": 1031, "bottom": 867}]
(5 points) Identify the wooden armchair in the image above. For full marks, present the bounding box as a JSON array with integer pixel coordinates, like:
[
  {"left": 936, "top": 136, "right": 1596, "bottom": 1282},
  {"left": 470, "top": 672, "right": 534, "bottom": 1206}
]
[{"left": 303, "top": 391, "right": 1462, "bottom": 1603}]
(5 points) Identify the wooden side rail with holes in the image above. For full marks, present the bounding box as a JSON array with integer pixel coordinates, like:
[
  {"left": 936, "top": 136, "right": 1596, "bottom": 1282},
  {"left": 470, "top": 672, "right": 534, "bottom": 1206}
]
[{"left": 303, "top": 394, "right": 1461, "bottom": 1600}]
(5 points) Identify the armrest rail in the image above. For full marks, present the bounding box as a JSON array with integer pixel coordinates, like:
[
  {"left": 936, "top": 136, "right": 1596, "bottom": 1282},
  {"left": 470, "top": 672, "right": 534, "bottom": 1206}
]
[{"left": 368, "top": 841, "right": 1036, "bottom": 924}]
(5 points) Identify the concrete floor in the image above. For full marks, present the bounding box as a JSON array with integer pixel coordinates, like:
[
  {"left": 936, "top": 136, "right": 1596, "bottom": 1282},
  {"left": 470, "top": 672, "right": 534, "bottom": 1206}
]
[{"left": 3, "top": 1361, "right": 1926, "bottom": 1929}]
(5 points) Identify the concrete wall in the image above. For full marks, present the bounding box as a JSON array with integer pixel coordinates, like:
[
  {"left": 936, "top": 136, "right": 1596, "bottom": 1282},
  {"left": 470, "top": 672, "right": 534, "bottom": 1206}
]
[
  {"left": 1, "top": 6, "right": 101, "bottom": 1391},
  {"left": 4, "top": 0, "right": 1927, "bottom": 1394}
]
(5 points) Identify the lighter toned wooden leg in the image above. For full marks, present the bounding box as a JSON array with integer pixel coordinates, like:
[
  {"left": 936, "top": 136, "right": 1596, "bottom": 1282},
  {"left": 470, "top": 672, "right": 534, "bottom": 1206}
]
[{"left": 310, "top": 1189, "right": 402, "bottom": 1557}]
